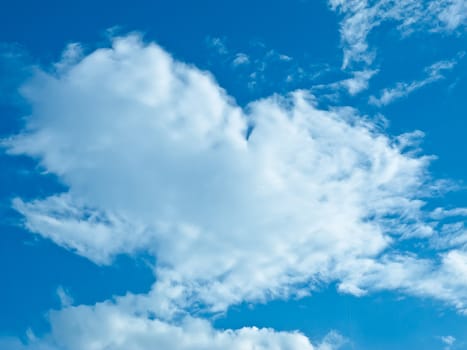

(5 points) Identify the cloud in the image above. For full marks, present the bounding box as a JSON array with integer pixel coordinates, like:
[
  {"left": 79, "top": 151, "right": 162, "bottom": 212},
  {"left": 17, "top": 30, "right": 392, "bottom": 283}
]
[
  {"left": 440, "top": 335, "right": 456, "bottom": 350},
  {"left": 431, "top": 207, "right": 467, "bottom": 220},
  {"left": 436, "top": 0, "right": 467, "bottom": 31},
  {"left": 56, "top": 286, "right": 74, "bottom": 308},
  {"left": 329, "top": 0, "right": 467, "bottom": 69},
  {"left": 314, "top": 69, "right": 378, "bottom": 95},
  {"left": 340, "top": 69, "right": 378, "bottom": 95},
  {"left": 369, "top": 56, "right": 462, "bottom": 106},
  {"left": 316, "top": 331, "right": 348, "bottom": 350},
  {"left": 232, "top": 53, "right": 250, "bottom": 66},
  {"left": 7, "top": 34, "right": 431, "bottom": 308},
  {"left": 441, "top": 335, "right": 456, "bottom": 345},
  {"left": 54, "top": 43, "right": 83, "bottom": 73},
  {"left": 206, "top": 36, "right": 229, "bottom": 55},
  {"left": 436, "top": 225, "right": 467, "bottom": 250},
  {"left": 0, "top": 302, "right": 350, "bottom": 350},
  {"left": 4, "top": 34, "right": 467, "bottom": 347},
  {"left": 205, "top": 37, "right": 315, "bottom": 93},
  {"left": 337, "top": 250, "right": 467, "bottom": 313},
  {"left": 21, "top": 305, "right": 316, "bottom": 350}
]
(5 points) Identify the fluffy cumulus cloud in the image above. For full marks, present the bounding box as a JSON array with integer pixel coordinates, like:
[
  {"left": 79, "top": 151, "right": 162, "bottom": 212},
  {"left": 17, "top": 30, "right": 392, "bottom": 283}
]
[
  {"left": 9, "top": 303, "right": 315, "bottom": 350},
  {"left": 0, "top": 301, "right": 345, "bottom": 349},
  {"left": 0, "top": 299, "right": 340, "bottom": 350},
  {"left": 4, "top": 34, "right": 467, "bottom": 348}
]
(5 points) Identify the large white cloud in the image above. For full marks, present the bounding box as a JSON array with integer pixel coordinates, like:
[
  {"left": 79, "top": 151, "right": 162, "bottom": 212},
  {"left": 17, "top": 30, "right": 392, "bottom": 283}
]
[{"left": 4, "top": 34, "right": 467, "bottom": 348}]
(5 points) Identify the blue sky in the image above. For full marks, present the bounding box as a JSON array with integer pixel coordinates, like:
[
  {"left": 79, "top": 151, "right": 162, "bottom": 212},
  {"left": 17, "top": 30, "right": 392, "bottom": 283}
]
[{"left": 1, "top": 0, "right": 467, "bottom": 349}]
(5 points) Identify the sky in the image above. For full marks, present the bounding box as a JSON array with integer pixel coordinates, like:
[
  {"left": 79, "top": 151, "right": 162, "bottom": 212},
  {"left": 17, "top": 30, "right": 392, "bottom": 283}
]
[{"left": 1, "top": 0, "right": 467, "bottom": 349}]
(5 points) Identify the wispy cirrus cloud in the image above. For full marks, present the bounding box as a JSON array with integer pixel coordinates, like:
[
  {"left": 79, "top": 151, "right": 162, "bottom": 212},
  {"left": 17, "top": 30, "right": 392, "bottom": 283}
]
[
  {"left": 313, "top": 69, "right": 378, "bottom": 96},
  {"left": 369, "top": 55, "right": 463, "bottom": 106},
  {"left": 326, "top": 0, "right": 466, "bottom": 96},
  {"left": 330, "top": 0, "right": 467, "bottom": 69}
]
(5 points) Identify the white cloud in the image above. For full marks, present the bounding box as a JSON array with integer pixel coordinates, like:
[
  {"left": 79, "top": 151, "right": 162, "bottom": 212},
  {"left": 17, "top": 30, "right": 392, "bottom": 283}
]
[
  {"left": 5, "top": 34, "right": 467, "bottom": 347},
  {"left": 278, "top": 53, "right": 293, "bottom": 61},
  {"left": 314, "top": 69, "right": 378, "bottom": 95},
  {"left": 429, "top": 221, "right": 467, "bottom": 250},
  {"left": 338, "top": 250, "right": 467, "bottom": 314},
  {"left": 316, "top": 331, "right": 348, "bottom": 350},
  {"left": 206, "top": 36, "right": 229, "bottom": 55},
  {"left": 205, "top": 38, "right": 310, "bottom": 92},
  {"left": 341, "top": 69, "right": 378, "bottom": 95},
  {"left": 7, "top": 35, "right": 430, "bottom": 308},
  {"left": 264, "top": 49, "right": 293, "bottom": 62},
  {"left": 329, "top": 0, "right": 467, "bottom": 69},
  {"left": 329, "top": 0, "right": 379, "bottom": 69},
  {"left": 431, "top": 207, "right": 467, "bottom": 220},
  {"left": 0, "top": 302, "right": 348, "bottom": 350},
  {"left": 441, "top": 335, "right": 456, "bottom": 345},
  {"left": 440, "top": 335, "right": 456, "bottom": 349},
  {"left": 54, "top": 43, "right": 83, "bottom": 73},
  {"left": 13, "top": 194, "right": 153, "bottom": 265},
  {"left": 232, "top": 53, "right": 250, "bottom": 66},
  {"left": 369, "top": 57, "right": 461, "bottom": 106},
  {"left": 436, "top": 0, "right": 467, "bottom": 31},
  {"left": 56, "top": 286, "right": 74, "bottom": 308},
  {"left": 45, "top": 307, "right": 314, "bottom": 350}
]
